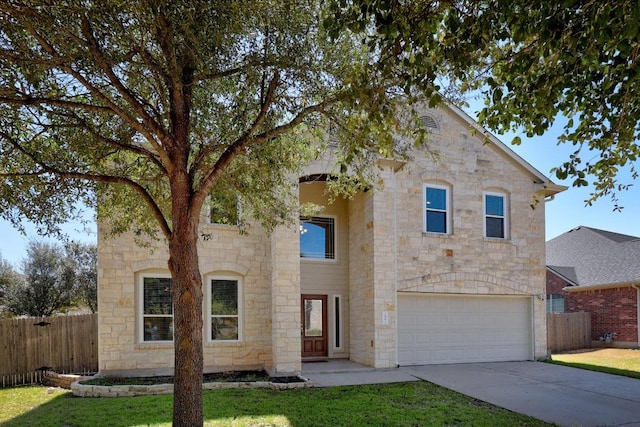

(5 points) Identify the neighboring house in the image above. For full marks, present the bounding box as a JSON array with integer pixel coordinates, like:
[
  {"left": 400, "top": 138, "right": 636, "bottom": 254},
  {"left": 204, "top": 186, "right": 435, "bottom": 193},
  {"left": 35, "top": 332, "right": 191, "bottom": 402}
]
[
  {"left": 546, "top": 226, "right": 640, "bottom": 347},
  {"left": 97, "top": 103, "right": 565, "bottom": 377}
]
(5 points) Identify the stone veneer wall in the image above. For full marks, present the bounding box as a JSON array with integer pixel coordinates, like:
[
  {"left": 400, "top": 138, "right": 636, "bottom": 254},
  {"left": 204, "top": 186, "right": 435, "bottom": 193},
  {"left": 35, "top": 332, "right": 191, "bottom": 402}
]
[
  {"left": 348, "top": 189, "right": 376, "bottom": 366},
  {"left": 270, "top": 223, "right": 302, "bottom": 374},
  {"left": 97, "top": 218, "right": 277, "bottom": 376},
  {"left": 370, "top": 165, "right": 400, "bottom": 368},
  {"left": 392, "top": 107, "right": 550, "bottom": 360}
]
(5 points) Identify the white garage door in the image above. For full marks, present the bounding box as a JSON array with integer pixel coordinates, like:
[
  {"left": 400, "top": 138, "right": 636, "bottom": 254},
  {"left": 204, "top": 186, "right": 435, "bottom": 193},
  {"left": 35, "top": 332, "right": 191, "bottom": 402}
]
[{"left": 398, "top": 293, "right": 532, "bottom": 365}]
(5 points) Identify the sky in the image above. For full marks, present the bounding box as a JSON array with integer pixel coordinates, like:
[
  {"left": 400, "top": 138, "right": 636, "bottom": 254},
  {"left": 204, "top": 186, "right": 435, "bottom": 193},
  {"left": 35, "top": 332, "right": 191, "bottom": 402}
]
[{"left": 1, "top": 106, "right": 639, "bottom": 269}]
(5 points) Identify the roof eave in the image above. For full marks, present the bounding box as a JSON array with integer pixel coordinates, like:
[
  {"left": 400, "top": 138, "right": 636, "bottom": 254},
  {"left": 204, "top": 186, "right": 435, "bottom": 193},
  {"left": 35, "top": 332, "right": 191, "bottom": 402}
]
[
  {"left": 546, "top": 266, "right": 580, "bottom": 287},
  {"left": 562, "top": 281, "right": 640, "bottom": 292}
]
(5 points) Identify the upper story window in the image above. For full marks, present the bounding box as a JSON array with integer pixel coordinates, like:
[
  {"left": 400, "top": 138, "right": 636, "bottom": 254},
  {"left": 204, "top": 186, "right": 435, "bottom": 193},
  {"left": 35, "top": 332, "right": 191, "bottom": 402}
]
[
  {"left": 209, "top": 187, "right": 239, "bottom": 225},
  {"left": 140, "top": 275, "right": 173, "bottom": 342},
  {"left": 424, "top": 184, "right": 450, "bottom": 234},
  {"left": 484, "top": 192, "right": 508, "bottom": 239},
  {"left": 300, "top": 216, "right": 336, "bottom": 260},
  {"left": 208, "top": 276, "right": 242, "bottom": 341}
]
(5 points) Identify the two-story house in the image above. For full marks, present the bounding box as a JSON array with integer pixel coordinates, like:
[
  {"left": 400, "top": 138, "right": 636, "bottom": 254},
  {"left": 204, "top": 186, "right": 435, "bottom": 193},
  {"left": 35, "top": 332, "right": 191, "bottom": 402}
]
[{"left": 97, "top": 103, "right": 565, "bottom": 377}]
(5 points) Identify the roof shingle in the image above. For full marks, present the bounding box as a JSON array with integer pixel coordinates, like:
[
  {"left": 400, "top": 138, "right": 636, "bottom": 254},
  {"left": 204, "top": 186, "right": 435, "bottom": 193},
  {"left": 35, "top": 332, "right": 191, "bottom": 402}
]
[{"left": 546, "top": 225, "right": 640, "bottom": 288}]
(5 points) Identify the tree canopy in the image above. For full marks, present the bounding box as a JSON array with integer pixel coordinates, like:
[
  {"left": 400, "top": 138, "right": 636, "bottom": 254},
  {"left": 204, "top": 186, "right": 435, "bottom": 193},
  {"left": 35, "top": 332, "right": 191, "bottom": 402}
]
[{"left": 332, "top": 0, "right": 640, "bottom": 205}]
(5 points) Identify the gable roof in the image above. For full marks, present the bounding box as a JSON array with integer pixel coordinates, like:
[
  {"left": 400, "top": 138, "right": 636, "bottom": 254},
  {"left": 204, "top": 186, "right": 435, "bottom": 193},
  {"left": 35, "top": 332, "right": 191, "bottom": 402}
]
[{"left": 546, "top": 225, "right": 640, "bottom": 289}]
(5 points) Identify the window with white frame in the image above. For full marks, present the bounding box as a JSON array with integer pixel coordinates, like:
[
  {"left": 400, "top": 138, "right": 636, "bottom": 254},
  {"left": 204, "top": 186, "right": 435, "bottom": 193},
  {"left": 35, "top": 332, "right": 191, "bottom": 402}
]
[
  {"left": 208, "top": 276, "right": 242, "bottom": 341},
  {"left": 140, "top": 275, "right": 174, "bottom": 342},
  {"left": 300, "top": 216, "right": 336, "bottom": 259},
  {"left": 547, "top": 294, "right": 565, "bottom": 313},
  {"left": 484, "top": 192, "right": 508, "bottom": 239},
  {"left": 424, "top": 184, "right": 450, "bottom": 234}
]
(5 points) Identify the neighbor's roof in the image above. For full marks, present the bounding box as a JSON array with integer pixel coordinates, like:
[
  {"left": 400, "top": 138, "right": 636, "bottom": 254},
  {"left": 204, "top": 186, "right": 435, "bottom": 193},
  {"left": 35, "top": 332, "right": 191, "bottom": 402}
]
[{"left": 546, "top": 225, "right": 640, "bottom": 290}]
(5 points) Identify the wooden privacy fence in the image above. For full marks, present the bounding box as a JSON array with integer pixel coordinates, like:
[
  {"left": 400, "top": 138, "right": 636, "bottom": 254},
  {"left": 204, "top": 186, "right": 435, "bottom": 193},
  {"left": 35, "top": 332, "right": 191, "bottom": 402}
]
[
  {"left": 0, "top": 314, "right": 98, "bottom": 387},
  {"left": 547, "top": 312, "right": 591, "bottom": 353}
]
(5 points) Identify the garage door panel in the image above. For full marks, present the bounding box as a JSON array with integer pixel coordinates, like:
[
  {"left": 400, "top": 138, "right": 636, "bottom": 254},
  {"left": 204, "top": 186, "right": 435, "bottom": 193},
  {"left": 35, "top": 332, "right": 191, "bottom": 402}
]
[{"left": 398, "top": 294, "right": 532, "bottom": 365}]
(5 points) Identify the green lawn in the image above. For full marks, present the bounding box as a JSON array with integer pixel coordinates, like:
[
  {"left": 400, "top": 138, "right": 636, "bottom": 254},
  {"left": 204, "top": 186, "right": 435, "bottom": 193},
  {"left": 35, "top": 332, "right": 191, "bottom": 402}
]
[
  {"left": 550, "top": 348, "right": 640, "bottom": 379},
  {"left": 0, "top": 381, "right": 550, "bottom": 426}
]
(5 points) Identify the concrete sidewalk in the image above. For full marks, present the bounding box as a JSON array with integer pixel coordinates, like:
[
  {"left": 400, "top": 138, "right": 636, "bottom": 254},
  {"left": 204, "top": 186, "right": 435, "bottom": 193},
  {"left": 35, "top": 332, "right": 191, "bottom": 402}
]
[
  {"left": 302, "top": 360, "right": 418, "bottom": 387},
  {"left": 402, "top": 362, "right": 640, "bottom": 427}
]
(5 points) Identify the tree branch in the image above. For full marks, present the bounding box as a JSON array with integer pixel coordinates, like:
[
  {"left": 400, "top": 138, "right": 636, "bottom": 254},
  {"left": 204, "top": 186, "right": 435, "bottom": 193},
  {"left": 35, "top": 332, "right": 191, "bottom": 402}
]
[
  {"left": 14, "top": 11, "right": 173, "bottom": 171},
  {"left": 0, "top": 130, "right": 171, "bottom": 238},
  {"left": 80, "top": 17, "right": 171, "bottom": 152}
]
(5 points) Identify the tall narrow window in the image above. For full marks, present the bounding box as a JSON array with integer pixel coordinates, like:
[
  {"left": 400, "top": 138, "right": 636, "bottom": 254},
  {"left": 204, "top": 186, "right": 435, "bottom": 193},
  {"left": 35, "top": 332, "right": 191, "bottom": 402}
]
[
  {"left": 141, "top": 276, "right": 173, "bottom": 342},
  {"left": 484, "top": 192, "right": 508, "bottom": 239},
  {"left": 300, "top": 216, "right": 336, "bottom": 259},
  {"left": 210, "top": 278, "right": 240, "bottom": 341},
  {"left": 334, "top": 295, "right": 342, "bottom": 350},
  {"left": 424, "top": 185, "right": 449, "bottom": 234}
]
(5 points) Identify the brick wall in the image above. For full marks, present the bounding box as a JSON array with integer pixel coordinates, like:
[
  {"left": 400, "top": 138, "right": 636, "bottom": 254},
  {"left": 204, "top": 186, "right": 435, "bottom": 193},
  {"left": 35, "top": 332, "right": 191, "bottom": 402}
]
[
  {"left": 546, "top": 270, "right": 638, "bottom": 345},
  {"left": 546, "top": 270, "right": 570, "bottom": 294},
  {"left": 567, "top": 287, "right": 638, "bottom": 344}
]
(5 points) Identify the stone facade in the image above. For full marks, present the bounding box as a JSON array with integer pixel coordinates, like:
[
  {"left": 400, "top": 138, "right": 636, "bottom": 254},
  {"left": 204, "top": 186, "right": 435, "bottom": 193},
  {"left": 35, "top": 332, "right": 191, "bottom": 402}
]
[{"left": 97, "top": 104, "right": 559, "bottom": 375}]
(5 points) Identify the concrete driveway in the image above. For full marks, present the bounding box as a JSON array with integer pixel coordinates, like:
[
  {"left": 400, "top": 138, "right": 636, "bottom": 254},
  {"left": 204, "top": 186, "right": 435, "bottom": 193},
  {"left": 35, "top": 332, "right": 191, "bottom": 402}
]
[{"left": 401, "top": 362, "right": 640, "bottom": 427}]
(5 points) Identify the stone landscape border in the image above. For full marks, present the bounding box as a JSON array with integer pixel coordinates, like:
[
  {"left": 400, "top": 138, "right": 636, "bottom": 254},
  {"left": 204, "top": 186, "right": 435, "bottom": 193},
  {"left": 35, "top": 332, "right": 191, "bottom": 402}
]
[{"left": 70, "top": 376, "right": 312, "bottom": 397}]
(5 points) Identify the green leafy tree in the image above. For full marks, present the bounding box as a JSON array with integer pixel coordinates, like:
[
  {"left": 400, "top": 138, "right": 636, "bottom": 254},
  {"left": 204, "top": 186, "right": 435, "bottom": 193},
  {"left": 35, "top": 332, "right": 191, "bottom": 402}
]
[
  {"left": 0, "top": 253, "right": 22, "bottom": 316},
  {"left": 0, "top": 2, "right": 446, "bottom": 424},
  {"left": 5, "top": 241, "right": 76, "bottom": 317},
  {"left": 333, "top": 0, "right": 640, "bottom": 205},
  {"left": 65, "top": 241, "right": 97, "bottom": 313}
]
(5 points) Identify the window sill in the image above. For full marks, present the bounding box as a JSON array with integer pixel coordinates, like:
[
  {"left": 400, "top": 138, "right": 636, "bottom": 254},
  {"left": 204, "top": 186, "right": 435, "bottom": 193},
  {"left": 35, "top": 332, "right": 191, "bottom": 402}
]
[
  {"left": 482, "top": 237, "right": 511, "bottom": 243},
  {"left": 135, "top": 342, "right": 174, "bottom": 350},
  {"left": 205, "top": 341, "right": 245, "bottom": 347},
  {"left": 422, "top": 232, "right": 452, "bottom": 239},
  {"left": 300, "top": 258, "right": 338, "bottom": 263}
]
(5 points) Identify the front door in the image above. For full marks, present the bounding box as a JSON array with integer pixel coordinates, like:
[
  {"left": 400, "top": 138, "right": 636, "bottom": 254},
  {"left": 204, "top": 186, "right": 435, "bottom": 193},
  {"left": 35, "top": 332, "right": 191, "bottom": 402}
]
[{"left": 301, "top": 294, "right": 327, "bottom": 359}]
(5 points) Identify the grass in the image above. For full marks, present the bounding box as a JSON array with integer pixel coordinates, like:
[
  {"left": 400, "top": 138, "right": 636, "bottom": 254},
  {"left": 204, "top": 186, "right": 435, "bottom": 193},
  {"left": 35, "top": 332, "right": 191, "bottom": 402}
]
[
  {"left": 0, "top": 381, "right": 551, "bottom": 426},
  {"left": 549, "top": 348, "right": 640, "bottom": 379}
]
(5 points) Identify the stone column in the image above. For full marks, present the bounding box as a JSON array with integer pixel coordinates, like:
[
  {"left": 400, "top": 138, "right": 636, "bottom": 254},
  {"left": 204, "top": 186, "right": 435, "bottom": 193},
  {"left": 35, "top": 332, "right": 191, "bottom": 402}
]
[
  {"left": 269, "top": 222, "right": 301, "bottom": 375},
  {"left": 370, "top": 163, "right": 399, "bottom": 368}
]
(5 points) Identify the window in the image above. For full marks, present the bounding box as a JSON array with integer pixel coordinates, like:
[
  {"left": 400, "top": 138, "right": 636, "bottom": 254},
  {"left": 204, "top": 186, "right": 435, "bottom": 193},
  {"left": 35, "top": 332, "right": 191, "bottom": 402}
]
[
  {"left": 424, "top": 184, "right": 450, "bottom": 234},
  {"left": 140, "top": 275, "right": 173, "bottom": 342},
  {"left": 209, "top": 187, "right": 239, "bottom": 225},
  {"left": 334, "top": 295, "right": 343, "bottom": 350},
  {"left": 300, "top": 216, "right": 336, "bottom": 259},
  {"left": 547, "top": 294, "right": 565, "bottom": 313},
  {"left": 209, "top": 277, "right": 241, "bottom": 341},
  {"left": 484, "top": 192, "right": 508, "bottom": 239}
]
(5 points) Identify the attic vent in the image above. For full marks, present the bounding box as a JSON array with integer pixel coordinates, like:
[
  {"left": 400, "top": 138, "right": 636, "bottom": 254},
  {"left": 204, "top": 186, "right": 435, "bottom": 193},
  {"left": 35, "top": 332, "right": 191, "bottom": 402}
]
[{"left": 421, "top": 115, "right": 439, "bottom": 131}]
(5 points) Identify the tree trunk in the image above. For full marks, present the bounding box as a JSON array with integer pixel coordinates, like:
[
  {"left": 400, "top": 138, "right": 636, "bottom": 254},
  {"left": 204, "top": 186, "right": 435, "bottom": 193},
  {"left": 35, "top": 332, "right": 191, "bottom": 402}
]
[{"left": 168, "top": 207, "right": 204, "bottom": 426}]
